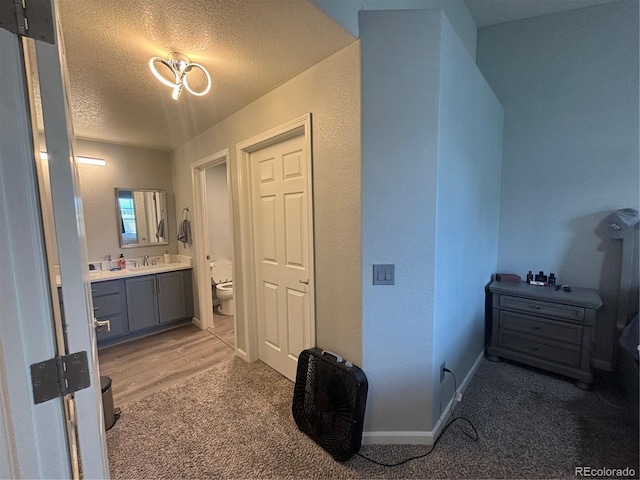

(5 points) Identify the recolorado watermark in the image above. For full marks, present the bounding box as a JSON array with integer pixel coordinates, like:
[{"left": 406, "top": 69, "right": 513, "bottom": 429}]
[{"left": 575, "top": 466, "right": 636, "bottom": 478}]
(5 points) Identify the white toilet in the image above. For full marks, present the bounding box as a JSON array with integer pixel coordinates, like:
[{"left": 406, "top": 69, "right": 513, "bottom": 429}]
[{"left": 210, "top": 258, "right": 233, "bottom": 315}]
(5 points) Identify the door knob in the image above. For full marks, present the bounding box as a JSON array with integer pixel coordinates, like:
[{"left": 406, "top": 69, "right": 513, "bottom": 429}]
[{"left": 299, "top": 279, "right": 309, "bottom": 284}]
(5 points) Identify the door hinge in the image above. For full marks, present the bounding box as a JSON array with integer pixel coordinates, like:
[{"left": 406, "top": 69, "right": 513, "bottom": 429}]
[
  {"left": 0, "top": 0, "right": 54, "bottom": 44},
  {"left": 30, "top": 351, "right": 91, "bottom": 404}
]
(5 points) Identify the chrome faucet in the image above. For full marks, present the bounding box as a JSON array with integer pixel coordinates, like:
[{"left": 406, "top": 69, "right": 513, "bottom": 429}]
[{"left": 143, "top": 255, "right": 149, "bottom": 266}]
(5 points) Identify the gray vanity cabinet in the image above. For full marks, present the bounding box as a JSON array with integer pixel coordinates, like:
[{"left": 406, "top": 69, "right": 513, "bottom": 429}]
[
  {"left": 92, "top": 279, "right": 128, "bottom": 342},
  {"left": 157, "top": 271, "right": 191, "bottom": 323},
  {"left": 125, "top": 270, "right": 194, "bottom": 333},
  {"left": 125, "top": 275, "right": 159, "bottom": 332}
]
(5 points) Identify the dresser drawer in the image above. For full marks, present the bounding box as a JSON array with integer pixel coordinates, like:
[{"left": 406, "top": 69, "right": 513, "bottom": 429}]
[
  {"left": 498, "top": 330, "right": 581, "bottom": 368},
  {"left": 91, "top": 280, "right": 121, "bottom": 297},
  {"left": 92, "top": 293, "right": 122, "bottom": 318},
  {"left": 499, "top": 311, "right": 583, "bottom": 345},
  {"left": 500, "top": 295, "right": 584, "bottom": 322}
]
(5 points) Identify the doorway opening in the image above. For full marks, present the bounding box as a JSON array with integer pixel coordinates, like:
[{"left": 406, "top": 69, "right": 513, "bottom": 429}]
[{"left": 192, "top": 149, "right": 237, "bottom": 351}]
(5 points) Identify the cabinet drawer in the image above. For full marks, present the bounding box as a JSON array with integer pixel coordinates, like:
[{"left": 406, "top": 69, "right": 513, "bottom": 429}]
[
  {"left": 499, "top": 311, "right": 583, "bottom": 345},
  {"left": 498, "top": 330, "right": 581, "bottom": 368},
  {"left": 92, "top": 293, "right": 122, "bottom": 318},
  {"left": 500, "top": 295, "right": 584, "bottom": 322},
  {"left": 96, "top": 313, "right": 128, "bottom": 341},
  {"left": 91, "top": 280, "right": 121, "bottom": 297}
]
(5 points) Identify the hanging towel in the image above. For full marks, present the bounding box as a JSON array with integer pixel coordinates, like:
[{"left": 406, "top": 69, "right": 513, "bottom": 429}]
[
  {"left": 156, "top": 218, "right": 165, "bottom": 239},
  {"left": 177, "top": 219, "right": 192, "bottom": 247}
]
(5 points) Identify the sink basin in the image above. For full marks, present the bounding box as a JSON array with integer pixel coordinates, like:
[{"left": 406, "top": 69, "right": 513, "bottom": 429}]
[{"left": 129, "top": 264, "right": 166, "bottom": 272}]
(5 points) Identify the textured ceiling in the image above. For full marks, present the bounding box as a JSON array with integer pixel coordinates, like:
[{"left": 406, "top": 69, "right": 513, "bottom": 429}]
[
  {"left": 46, "top": 0, "right": 620, "bottom": 151},
  {"left": 53, "top": 0, "right": 355, "bottom": 151},
  {"left": 464, "top": 0, "right": 622, "bottom": 27}
]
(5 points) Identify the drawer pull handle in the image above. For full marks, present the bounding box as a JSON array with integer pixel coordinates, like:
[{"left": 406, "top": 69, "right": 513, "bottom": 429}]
[
  {"left": 531, "top": 345, "right": 539, "bottom": 351},
  {"left": 91, "top": 289, "right": 97, "bottom": 293},
  {"left": 93, "top": 306, "right": 100, "bottom": 311},
  {"left": 93, "top": 318, "right": 111, "bottom": 332},
  {"left": 529, "top": 305, "right": 541, "bottom": 310}
]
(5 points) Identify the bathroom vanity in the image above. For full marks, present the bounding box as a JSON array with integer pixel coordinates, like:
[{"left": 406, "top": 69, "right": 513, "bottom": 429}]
[
  {"left": 125, "top": 270, "right": 193, "bottom": 333},
  {"left": 59, "top": 264, "right": 194, "bottom": 348}
]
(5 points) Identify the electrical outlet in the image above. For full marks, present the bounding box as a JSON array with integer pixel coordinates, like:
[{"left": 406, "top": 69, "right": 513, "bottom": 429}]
[{"left": 440, "top": 362, "right": 446, "bottom": 383}]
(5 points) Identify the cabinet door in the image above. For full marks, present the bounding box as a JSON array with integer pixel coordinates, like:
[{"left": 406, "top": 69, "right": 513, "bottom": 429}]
[
  {"left": 157, "top": 271, "right": 186, "bottom": 324},
  {"left": 126, "top": 275, "right": 159, "bottom": 331}
]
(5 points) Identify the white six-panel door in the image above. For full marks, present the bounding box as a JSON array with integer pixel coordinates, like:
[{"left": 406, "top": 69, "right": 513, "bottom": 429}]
[{"left": 251, "top": 133, "right": 313, "bottom": 380}]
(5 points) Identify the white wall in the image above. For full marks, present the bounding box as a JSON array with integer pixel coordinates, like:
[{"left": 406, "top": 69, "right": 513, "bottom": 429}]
[
  {"left": 432, "top": 16, "right": 503, "bottom": 424},
  {"left": 476, "top": 0, "right": 639, "bottom": 369},
  {"left": 73, "top": 139, "right": 177, "bottom": 262},
  {"left": 205, "top": 163, "right": 233, "bottom": 263},
  {"left": 311, "top": 0, "right": 477, "bottom": 58},
  {"left": 172, "top": 42, "right": 361, "bottom": 362}
]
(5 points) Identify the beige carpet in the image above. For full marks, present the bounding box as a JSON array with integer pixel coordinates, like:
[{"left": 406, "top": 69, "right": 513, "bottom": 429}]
[{"left": 106, "top": 357, "right": 638, "bottom": 479}]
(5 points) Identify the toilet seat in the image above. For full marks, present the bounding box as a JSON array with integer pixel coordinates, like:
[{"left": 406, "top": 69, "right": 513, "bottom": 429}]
[
  {"left": 211, "top": 258, "right": 234, "bottom": 316},
  {"left": 211, "top": 258, "right": 232, "bottom": 284}
]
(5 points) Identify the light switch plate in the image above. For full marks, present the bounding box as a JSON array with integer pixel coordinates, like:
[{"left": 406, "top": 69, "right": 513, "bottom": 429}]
[{"left": 373, "top": 264, "right": 394, "bottom": 285}]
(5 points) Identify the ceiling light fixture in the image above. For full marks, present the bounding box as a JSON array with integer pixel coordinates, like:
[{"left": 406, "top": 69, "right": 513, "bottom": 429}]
[{"left": 149, "top": 52, "right": 211, "bottom": 100}]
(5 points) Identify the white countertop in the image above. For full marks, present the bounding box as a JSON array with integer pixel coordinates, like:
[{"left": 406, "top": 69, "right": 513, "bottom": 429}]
[{"left": 56, "top": 262, "right": 192, "bottom": 286}]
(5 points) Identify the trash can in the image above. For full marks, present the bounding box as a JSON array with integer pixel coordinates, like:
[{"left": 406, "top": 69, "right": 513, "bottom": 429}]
[{"left": 101, "top": 376, "right": 118, "bottom": 430}]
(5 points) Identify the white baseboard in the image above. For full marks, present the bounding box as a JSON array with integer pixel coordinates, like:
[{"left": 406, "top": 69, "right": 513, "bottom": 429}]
[
  {"left": 362, "top": 430, "right": 437, "bottom": 445},
  {"left": 430, "top": 349, "right": 484, "bottom": 442},
  {"left": 362, "top": 349, "right": 485, "bottom": 445},
  {"left": 235, "top": 348, "right": 248, "bottom": 361},
  {"left": 191, "top": 316, "right": 203, "bottom": 329}
]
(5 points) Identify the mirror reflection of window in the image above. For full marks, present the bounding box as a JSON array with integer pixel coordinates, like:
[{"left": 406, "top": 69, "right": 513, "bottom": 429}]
[
  {"left": 116, "top": 188, "right": 168, "bottom": 248},
  {"left": 118, "top": 191, "right": 138, "bottom": 244}
]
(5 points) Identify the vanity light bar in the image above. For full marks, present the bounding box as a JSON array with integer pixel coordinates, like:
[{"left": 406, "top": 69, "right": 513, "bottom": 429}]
[
  {"left": 77, "top": 156, "right": 106, "bottom": 166},
  {"left": 40, "top": 152, "right": 106, "bottom": 166}
]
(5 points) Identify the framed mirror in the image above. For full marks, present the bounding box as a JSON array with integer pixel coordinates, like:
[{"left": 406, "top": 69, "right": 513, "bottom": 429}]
[{"left": 116, "top": 188, "right": 168, "bottom": 248}]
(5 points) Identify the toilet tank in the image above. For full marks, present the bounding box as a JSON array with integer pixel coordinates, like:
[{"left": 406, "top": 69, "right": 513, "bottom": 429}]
[{"left": 211, "top": 258, "right": 232, "bottom": 284}]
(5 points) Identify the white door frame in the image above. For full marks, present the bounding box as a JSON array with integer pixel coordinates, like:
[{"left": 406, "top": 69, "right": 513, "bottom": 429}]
[
  {"left": 236, "top": 114, "right": 315, "bottom": 363},
  {"left": 0, "top": 6, "right": 108, "bottom": 477},
  {"left": 191, "top": 150, "right": 237, "bottom": 338},
  {"left": 0, "top": 29, "right": 72, "bottom": 479},
  {"left": 35, "top": 7, "right": 110, "bottom": 478}
]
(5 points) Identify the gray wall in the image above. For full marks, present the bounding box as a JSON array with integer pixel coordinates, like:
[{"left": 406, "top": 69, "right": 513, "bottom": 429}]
[
  {"left": 39, "top": 137, "right": 176, "bottom": 265},
  {"left": 360, "top": 8, "right": 502, "bottom": 438},
  {"left": 361, "top": 9, "right": 442, "bottom": 435},
  {"left": 476, "top": 0, "right": 639, "bottom": 369},
  {"left": 432, "top": 16, "right": 503, "bottom": 423},
  {"left": 172, "top": 42, "right": 361, "bottom": 362},
  {"left": 74, "top": 139, "right": 177, "bottom": 263}
]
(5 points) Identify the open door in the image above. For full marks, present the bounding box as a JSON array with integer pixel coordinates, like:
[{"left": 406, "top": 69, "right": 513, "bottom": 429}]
[{"left": 0, "top": 1, "right": 109, "bottom": 478}]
